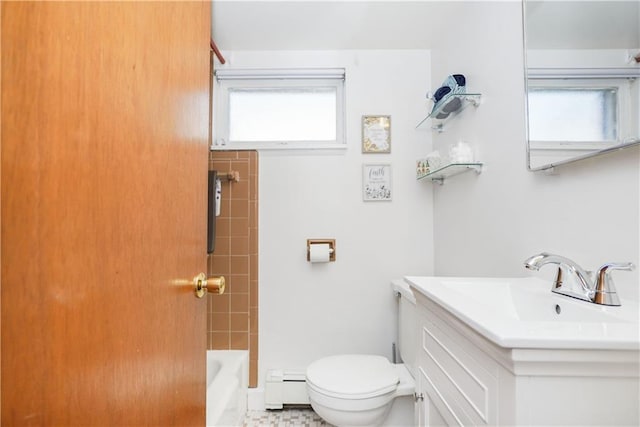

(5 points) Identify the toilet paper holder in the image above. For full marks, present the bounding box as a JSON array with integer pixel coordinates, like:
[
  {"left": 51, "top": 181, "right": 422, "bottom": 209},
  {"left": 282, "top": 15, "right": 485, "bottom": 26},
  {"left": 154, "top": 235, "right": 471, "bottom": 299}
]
[{"left": 307, "top": 239, "right": 336, "bottom": 262}]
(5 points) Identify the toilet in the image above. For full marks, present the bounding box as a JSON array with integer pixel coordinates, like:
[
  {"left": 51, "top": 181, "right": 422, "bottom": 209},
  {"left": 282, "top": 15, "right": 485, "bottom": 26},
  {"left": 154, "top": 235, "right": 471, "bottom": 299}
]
[{"left": 305, "top": 280, "right": 417, "bottom": 426}]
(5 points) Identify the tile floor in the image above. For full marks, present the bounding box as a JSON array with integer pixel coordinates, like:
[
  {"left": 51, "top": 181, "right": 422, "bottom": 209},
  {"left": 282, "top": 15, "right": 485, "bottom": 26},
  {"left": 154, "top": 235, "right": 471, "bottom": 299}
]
[{"left": 243, "top": 408, "right": 335, "bottom": 427}]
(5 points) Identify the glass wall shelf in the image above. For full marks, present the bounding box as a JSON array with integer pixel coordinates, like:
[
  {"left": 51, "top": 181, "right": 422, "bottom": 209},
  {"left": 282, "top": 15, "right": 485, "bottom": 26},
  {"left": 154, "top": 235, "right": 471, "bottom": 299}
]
[
  {"left": 416, "top": 93, "right": 482, "bottom": 131},
  {"left": 417, "top": 162, "right": 483, "bottom": 185}
]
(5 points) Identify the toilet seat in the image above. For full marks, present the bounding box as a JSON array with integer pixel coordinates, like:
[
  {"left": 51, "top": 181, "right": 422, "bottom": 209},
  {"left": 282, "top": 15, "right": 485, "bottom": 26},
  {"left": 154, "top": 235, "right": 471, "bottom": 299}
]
[{"left": 306, "top": 354, "right": 399, "bottom": 400}]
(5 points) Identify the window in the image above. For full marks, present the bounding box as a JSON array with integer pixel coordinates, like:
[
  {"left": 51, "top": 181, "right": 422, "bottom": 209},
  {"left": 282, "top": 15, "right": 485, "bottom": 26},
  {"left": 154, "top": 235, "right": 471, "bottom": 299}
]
[
  {"left": 212, "top": 68, "right": 345, "bottom": 150},
  {"left": 528, "top": 85, "right": 618, "bottom": 143},
  {"left": 527, "top": 73, "right": 636, "bottom": 152}
]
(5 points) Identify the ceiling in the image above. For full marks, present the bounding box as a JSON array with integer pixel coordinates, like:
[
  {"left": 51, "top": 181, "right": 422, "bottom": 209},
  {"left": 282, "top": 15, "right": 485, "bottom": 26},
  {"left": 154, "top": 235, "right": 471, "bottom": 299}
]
[
  {"left": 525, "top": 1, "right": 640, "bottom": 49},
  {"left": 211, "top": 1, "right": 453, "bottom": 50},
  {"left": 211, "top": 0, "right": 640, "bottom": 51}
]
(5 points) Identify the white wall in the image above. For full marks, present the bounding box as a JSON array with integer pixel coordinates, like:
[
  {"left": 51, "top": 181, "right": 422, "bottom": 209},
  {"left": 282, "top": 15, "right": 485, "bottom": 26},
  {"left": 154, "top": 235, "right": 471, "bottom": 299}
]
[
  {"left": 215, "top": 50, "right": 434, "bottom": 390},
  {"left": 430, "top": 2, "right": 640, "bottom": 300},
  {"left": 218, "top": 1, "right": 639, "bottom": 403}
]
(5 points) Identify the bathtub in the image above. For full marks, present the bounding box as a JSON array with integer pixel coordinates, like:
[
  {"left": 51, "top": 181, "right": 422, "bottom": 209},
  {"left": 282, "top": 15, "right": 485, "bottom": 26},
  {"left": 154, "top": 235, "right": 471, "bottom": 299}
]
[{"left": 206, "top": 350, "right": 249, "bottom": 427}]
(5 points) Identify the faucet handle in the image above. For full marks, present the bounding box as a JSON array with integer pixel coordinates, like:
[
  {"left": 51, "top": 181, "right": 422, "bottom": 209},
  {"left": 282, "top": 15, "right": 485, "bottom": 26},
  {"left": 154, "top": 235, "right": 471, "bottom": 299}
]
[
  {"left": 593, "top": 262, "right": 635, "bottom": 306},
  {"left": 598, "top": 262, "right": 635, "bottom": 272}
]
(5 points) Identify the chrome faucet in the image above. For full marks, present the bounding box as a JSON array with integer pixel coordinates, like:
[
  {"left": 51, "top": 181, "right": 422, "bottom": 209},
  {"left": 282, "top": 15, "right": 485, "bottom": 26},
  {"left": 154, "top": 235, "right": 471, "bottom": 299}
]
[
  {"left": 524, "top": 252, "right": 593, "bottom": 297},
  {"left": 523, "top": 252, "right": 635, "bottom": 306}
]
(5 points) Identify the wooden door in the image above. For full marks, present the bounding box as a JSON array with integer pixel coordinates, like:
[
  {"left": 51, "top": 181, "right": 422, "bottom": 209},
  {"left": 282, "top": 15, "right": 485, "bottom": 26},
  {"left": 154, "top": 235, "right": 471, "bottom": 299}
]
[{"left": 1, "top": 2, "right": 210, "bottom": 425}]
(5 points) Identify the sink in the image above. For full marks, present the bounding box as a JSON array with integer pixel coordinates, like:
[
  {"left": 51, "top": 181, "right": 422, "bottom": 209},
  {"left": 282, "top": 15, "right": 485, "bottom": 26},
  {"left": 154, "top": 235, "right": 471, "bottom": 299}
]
[
  {"left": 409, "top": 276, "right": 640, "bottom": 426},
  {"left": 404, "top": 276, "right": 640, "bottom": 349}
]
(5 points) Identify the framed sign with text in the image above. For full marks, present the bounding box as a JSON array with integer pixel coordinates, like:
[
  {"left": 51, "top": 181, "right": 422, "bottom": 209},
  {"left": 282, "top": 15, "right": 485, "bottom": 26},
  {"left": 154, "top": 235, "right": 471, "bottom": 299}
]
[{"left": 362, "top": 164, "right": 392, "bottom": 201}]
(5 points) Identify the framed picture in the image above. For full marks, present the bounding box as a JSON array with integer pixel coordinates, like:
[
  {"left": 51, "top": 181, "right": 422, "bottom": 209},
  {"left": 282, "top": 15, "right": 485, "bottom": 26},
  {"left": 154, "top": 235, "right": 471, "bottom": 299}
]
[
  {"left": 363, "top": 164, "right": 392, "bottom": 201},
  {"left": 362, "top": 115, "right": 391, "bottom": 153}
]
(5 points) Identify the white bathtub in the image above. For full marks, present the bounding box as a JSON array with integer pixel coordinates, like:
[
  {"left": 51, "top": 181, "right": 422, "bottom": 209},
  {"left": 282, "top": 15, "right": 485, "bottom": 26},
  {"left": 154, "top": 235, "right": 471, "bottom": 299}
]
[{"left": 206, "top": 350, "right": 249, "bottom": 427}]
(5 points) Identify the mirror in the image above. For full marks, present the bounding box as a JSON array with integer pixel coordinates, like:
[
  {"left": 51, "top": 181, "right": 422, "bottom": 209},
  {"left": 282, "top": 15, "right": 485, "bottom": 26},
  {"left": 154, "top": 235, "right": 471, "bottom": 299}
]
[{"left": 524, "top": 0, "right": 640, "bottom": 170}]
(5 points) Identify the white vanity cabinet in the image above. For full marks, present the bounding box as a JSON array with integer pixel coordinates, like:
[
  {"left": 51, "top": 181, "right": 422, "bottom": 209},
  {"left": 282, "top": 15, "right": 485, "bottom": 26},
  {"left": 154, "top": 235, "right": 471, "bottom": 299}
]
[
  {"left": 414, "top": 294, "right": 502, "bottom": 426},
  {"left": 413, "top": 291, "right": 640, "bottom": 426}
]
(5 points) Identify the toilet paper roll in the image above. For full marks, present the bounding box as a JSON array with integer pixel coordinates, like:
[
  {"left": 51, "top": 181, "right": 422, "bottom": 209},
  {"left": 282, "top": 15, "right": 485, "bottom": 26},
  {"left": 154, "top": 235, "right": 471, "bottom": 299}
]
[{"left": 309, "top": 243, "right": 332, "bottom": 263}]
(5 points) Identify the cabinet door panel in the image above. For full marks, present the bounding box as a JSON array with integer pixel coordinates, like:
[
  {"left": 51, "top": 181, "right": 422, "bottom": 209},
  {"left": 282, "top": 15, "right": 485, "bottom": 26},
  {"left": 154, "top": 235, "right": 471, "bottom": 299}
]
[
  {"left": 417, "top": 365, "right": 461, "bottom": 426},
  {"left": 417, "top": 308, "right": 499, "bottom": 426}
]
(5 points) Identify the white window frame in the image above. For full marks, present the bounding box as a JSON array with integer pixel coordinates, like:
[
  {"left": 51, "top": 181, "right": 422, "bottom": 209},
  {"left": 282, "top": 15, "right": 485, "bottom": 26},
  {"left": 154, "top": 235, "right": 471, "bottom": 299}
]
[
  {"left": 212, "top": 68, "right": 346, "bottom": 150},
  {"left": 527, "top": 68, "right": 637, "bottom": 153}
]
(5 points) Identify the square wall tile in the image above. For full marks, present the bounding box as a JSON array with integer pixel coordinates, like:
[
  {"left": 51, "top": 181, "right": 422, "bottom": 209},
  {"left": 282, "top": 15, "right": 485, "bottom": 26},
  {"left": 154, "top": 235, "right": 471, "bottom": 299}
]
[{"left": 208, "top": 150, "right": 259, "bottom": 388}]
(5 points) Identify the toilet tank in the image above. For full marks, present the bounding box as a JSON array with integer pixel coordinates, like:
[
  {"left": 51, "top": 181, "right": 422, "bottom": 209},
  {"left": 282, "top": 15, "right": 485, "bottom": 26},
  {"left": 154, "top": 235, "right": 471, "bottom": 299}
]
[{"left": 391, "top": 279, "right": 417, "bottom": 377}]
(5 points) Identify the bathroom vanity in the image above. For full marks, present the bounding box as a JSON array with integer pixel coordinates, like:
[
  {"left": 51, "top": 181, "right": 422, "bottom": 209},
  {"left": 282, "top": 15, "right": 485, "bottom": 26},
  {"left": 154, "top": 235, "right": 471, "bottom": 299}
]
[{"left": 405, "top": 276, "right": 640, "bottom": 426}]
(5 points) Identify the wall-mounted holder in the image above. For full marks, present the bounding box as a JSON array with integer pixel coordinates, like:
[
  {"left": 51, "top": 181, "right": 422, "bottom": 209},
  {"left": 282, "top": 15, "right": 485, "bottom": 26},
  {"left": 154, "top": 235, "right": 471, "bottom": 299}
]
[
  {"left": 307, "top": 239, "right": 336, "bottom": 262},
  {"left": 416, "top": 162, "right": 483, "bottom": 185},
  {"left": 416, "top": 93, "right": 482, "bottom": 132},
  {"left": 221, "top": 171, "right": 240, "bottom": 182}
]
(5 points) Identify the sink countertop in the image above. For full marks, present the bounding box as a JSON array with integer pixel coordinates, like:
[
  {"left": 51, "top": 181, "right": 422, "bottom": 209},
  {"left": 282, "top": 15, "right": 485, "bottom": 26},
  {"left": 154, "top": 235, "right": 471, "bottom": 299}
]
[{"left": 405, "top": 276, "right": 640, "bottom": 350}]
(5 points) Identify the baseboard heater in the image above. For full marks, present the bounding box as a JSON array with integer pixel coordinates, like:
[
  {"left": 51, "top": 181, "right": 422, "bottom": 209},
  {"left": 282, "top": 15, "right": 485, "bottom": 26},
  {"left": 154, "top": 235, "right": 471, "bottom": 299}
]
[{"left": 264, "top": 369, "right": 310, "bottom": 409}]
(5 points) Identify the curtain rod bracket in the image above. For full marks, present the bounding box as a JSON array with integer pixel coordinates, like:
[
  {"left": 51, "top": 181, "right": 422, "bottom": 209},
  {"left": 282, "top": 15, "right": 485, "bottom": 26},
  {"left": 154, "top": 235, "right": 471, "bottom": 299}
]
[{"left": 210, "top": 39, "right": 226, "bottom": 64}]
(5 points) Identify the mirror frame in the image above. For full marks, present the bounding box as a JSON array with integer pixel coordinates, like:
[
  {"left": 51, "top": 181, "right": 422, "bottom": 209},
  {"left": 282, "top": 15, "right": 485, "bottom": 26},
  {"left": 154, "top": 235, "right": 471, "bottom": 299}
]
[{"left": 522, "top": 0, "right": 640, "bottom": 171}]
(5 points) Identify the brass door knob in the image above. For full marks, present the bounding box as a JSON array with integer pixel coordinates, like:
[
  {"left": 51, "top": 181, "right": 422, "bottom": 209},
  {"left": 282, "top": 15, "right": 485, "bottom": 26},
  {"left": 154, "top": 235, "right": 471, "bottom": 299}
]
[{"left": 193, "top": 273, "right": 225, "bottom": 298}]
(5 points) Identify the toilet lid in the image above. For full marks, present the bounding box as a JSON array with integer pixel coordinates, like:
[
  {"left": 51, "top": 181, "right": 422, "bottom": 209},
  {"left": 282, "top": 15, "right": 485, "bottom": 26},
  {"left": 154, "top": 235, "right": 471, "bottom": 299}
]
[{"left": 306, "top": 355, "right": 399, "bottom": 398}]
